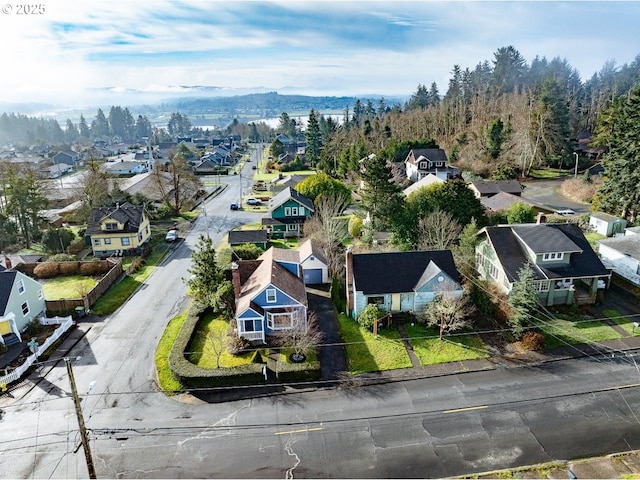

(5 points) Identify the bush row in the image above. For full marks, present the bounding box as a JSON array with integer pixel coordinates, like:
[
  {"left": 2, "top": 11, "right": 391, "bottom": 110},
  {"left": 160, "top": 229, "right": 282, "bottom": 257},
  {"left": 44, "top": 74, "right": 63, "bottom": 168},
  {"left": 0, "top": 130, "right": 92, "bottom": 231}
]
[{"left": 33, "top": 260, "right": 111, "bottom": 279}]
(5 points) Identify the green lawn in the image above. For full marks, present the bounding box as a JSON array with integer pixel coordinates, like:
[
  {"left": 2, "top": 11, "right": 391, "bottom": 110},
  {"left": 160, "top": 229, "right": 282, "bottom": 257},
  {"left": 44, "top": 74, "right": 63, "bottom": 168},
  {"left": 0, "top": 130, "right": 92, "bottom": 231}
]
[
  {"left": 252, "top": 170, "right": 316, "bottom": 182},
  {"left": 41, "top": 275, "right": 96, "bottom": 300},
  {"left": 186, "top": 312, "right": 268, "bottom": 368},
  {"left": 268, "top": 238, "right": 300, "bottom": 250},
  {"left": 602, "top": 309, "right": 640, "bottom": 336},
  {"left": 537, "top": 314, "right": 623, "bottom": 349},
  {"left": 337, "top": 314, "right": 412, "bottom": 374},
  {"left": 528, "top": 168, "right": 571, "bottom": 179},
  {"left": 404, "top": 324, "right": 490, "bottom": 364},
  {"left": 155, "top": 312, "right": 188, "bottom": 393},
  {"left": 92, "top": 249, "right": 168, "bottom": 315}
]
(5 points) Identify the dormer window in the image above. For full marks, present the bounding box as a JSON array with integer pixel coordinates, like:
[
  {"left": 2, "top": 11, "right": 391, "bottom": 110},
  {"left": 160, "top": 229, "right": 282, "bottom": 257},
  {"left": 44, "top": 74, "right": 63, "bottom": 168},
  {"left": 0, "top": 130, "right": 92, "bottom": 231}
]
[
  {"left": 419, "top": 162, "right": 427, "bottom": 169},
  {"left": 105, "top": 222, "right": 118, "bottom": 231},
  {"left": 543, "top": 252, "right": 564, "bottom": 261}
]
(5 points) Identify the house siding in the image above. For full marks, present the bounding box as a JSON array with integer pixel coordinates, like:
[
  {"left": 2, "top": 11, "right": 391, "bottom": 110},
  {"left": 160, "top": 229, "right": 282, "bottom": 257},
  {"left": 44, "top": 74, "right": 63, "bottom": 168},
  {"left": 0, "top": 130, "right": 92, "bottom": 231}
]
[
  {"left": 4, "top": 273, "right": 46, "bottom": 332},
  {"left": 300, "top": 257, "right": 329, "bottom": 283},
  {"left": 598, "top": 243, "right": 640, "bottom": 286}
]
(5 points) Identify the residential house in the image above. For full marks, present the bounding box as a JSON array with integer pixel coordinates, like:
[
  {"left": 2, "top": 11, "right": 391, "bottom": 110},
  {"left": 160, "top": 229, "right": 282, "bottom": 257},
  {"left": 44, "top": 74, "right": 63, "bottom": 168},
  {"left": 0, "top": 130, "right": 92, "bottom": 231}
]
[
  {"left": 597, "top": 229, "right": 640, "bottom": 287},
  {"left": 402, "top": 173, "right": 445, "bottom": 196},
  {"left": 228, "top": 229, "right": 269, "bottom": 250},
  {"left": 269, "top": 174, "right": 311, "bottom": 194},
  {"left": 345, "top": 249, "right": 463, "bottom": 319},
  {"left": 42, "top": 163, "right": 73, "bottom": 179},
  {"left": 467, "top": 180, "right": 523, "bottom": 199},
  {"left": 476, "top": 221, "right": 611, "bottom": 306},
  {"left": 232, "top": 247, "right": 308, "bottom": 342},
  {"left": 278, "top": 153, "right": 296, "bottom": 165},
  {"left": 589, "top": 212, "right": 627, "bottom": 237},
  {"left": 480, "top": 192, "right": 550, "bottom": 215},
  {"left": 106, "top": 160, "right": 148, "bottom": 176},
  {"left": 262, "top": 187, "right": 314, "bottom": 238},
  {"left": 85, "top": 202, "right": 151, "bottom": 257},
  {"left": 404, "top": 148, "right": 460, "bottom": 182},
  {"left": 0, "top": 266, "right": 46, "bottom": 347},
  {"left": 52, "top": 150, "right": 81, "bottom": 167}
]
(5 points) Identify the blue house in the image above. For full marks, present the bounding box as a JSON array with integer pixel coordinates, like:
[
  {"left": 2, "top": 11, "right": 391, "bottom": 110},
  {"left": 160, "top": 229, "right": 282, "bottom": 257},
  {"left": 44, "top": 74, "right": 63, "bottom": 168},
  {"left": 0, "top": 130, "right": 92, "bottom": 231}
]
[
  {"left": 345, "top": 249, "right": 463, "bottom": 319},
  {"left": 232, "top": 247, "right": 307, "bottom": 342}
]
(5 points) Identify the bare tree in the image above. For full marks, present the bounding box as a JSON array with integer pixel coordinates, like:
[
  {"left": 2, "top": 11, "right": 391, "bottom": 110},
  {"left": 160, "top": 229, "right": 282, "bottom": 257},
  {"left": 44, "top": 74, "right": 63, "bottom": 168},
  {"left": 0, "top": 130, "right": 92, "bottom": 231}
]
[
  {"left": 304, "top": 193, "right": 351, "bottom": 276},
  {"left": 152, "top": 154, "right": 201, "bottom": 215},
  {"left": 417, "top": 281, "right": 475, "bottom": 340},
  {"left": 208, "top": 326, "right": 229, "bottom": 369},
  {"left": 416, "top": 210, "right": 462, "bottom": 250},
  {"left": 272, "top": 312, "right": 324, "bottom": 362}
]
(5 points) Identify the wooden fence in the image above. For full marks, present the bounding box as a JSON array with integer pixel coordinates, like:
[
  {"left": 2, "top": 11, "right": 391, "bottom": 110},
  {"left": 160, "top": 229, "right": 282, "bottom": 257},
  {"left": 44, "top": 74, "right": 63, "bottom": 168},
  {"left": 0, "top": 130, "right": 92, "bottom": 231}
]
[
  {"left": 45, "top": 258, "right": 123, "bottom": 315},
  {"left": 0, "top": 315, "right": 73, "bottom": 386}
]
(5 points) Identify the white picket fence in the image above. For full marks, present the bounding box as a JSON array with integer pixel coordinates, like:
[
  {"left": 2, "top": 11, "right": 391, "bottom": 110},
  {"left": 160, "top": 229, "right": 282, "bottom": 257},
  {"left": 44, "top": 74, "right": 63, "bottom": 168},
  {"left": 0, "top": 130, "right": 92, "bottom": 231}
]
[{"left": 1, "top": 316, "right": 73, "bottom": 387}]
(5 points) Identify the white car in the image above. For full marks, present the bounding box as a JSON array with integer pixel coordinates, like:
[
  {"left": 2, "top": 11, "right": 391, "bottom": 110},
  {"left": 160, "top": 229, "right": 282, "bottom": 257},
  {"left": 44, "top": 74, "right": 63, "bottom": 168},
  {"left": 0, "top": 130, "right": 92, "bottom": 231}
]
[
  {"left": 165, "top": 230, "right": 178, "bottom": 242},
  {"left": 554, "top": 209, "right": 576, "bottom": 216},
  {"left": 246, "top": 198, "right": 261, "bottom": 206}
]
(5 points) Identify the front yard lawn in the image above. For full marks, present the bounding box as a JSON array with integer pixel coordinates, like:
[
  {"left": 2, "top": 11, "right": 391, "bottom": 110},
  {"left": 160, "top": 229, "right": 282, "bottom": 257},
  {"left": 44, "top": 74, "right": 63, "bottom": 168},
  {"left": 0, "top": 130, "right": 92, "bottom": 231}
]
[
  {"left": 538, "top": 314, "right": 623, "bottom": 349},
  {"left": 602, "top": 309, "right": 640, "bottom": 336},
  {"left": 404, "top": 324, "right": 490, "bottom": 364},
  {"left": 187, "top": 312, "right": 268, "bottom": 368},
  {"left": 337, "top": 314, "right": 412, "bottom": 374},
  {"left": 41, "top": 275, "right": 96, "bottom": 300}
]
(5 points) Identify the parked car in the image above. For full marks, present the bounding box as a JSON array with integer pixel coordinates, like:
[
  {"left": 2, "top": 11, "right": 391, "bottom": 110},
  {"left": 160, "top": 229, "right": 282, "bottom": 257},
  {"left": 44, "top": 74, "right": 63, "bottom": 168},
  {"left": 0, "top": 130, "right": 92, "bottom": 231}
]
[
  {"left": 554, "top": 209, "right": 576, "bottom": 216},
  {"left": 246, "top": 198, "right": 261, "bottom": 205},
  {"left": 165, "top": 230, "right": 178, "bottom": 242},
  {"left": 230, "top": 203, "right": 239, "bottom": 210}
]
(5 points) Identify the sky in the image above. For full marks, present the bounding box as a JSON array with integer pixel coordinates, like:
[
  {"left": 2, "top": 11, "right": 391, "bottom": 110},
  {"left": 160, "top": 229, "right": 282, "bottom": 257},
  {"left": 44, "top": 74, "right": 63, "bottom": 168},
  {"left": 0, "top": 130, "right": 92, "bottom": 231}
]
[{"left": 1, "top": 1, "right": 639, "bottom": 110}]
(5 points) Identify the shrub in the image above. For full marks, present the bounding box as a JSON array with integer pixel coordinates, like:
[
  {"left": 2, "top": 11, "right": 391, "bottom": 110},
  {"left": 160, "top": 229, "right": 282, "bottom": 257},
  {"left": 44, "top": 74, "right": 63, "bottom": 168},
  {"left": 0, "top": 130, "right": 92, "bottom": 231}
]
[
  {"left": 23, "top": 319, "right": 44, "bottom": 337},
  {"left": 357, "top": 304, "right": 387, "bottom": 330},
  {"left": 227, "top": 334, "right": 252, "bottom": 355},
  {"left": 79, "top": 261, "right": 105, "bottom": 276},
  {"left": 48, "top": 254, "right": 76, "bottom": 262},
  {"left": 33, "top": 262, "right": 60, "bottom": 279},
  {"left": 520, "top": 330, "right": 545, "bottom": 351},
  {"left": 58, "top": 261, "right": 80, "bottom": 275}
]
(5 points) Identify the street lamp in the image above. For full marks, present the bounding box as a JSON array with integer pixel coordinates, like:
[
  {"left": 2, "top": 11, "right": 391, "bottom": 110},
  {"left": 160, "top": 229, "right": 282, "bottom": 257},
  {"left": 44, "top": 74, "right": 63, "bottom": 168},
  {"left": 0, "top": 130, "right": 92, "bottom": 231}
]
[{"left": 573, "top": 152, "right": 579, "bottom": 178}]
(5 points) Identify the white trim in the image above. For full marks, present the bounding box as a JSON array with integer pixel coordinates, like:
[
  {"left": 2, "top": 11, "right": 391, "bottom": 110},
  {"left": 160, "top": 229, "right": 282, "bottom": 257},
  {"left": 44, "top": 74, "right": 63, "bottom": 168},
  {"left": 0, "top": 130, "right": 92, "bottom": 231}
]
[{"left": 266, "top": 288, "right": 277, "bottom": 303}]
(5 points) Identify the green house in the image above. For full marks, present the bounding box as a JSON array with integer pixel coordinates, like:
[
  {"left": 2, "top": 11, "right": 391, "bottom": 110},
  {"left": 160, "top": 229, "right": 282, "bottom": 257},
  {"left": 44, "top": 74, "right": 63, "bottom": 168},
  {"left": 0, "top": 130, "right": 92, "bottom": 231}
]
[{"left": 262, "top": 187, "right": 314, "bottom": 238}]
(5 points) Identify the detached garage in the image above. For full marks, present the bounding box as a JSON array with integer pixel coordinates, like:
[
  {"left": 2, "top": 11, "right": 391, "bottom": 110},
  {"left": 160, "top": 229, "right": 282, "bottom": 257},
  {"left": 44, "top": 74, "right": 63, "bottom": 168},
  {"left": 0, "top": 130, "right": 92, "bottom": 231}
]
[{"left": 298, "top": 239, "right": 329, "bottom": 285}]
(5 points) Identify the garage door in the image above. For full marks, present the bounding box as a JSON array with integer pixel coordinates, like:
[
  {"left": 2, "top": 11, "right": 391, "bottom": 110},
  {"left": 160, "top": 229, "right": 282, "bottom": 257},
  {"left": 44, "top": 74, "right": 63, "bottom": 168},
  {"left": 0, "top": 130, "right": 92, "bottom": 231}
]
[{"left": 303, "top": 268, "right": 323, "bottom": 285}]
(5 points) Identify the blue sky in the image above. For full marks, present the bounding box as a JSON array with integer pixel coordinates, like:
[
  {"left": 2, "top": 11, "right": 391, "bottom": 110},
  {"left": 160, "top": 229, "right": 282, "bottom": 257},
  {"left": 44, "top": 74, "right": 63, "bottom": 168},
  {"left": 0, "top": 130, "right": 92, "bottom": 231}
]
[{"left": 1, "top": 1, "right": 639, "bottom": 108}]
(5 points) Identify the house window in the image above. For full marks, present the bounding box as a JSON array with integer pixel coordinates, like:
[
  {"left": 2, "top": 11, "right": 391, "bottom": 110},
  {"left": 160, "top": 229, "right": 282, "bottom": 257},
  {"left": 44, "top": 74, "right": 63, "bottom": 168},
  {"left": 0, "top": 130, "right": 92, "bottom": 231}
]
[
  {"left": 105, "top": 222, "right": 118, "bottom": 231},
  {"left": 104, "top": 238, "right": 111, "bottom": 245},
  {"left": 298, "top": 207, "right": 305, "bottom": 216},
  {"left": 37, "top": 289, "right": 43, "bottom": 300},
  {"left": 284, "top": 207, "right": 291, "bottom": 216},
  {"left": 93, "top": 239, "right": 101, "bottom": 246},
  {"left": 138, "top": 232, "right": 143, "bottom": 241},
  {"left": 543, "top": 252, "right": 564, "bottom": 261},
  {"left": 487, "top": 260, "right": 499, "bottom": 280},
  {"left": 287, "top": 224, "right": 298, "bottom": 231},
  {"left": 419, "top": 162, "right": 427, "bottom": 169},
  {"left": 121, "top": 237, "right": 131, "bottom": 246},
  {"left": 21, "top": 301, "right": 29, "bottom": 316},
  {"left": 367, "top": 296, "right": 384, "bottom": 305},
  {"left": 266, "top": 288, "right": 277, "bottom": 303},
  {"left": 291, "top": 207, "right": 298, "bottom": 216},
  {"left": 267, "top": 312, "right": 296, "bottom": 330},
  {"left": 18, "top": 280, "right": 25, "bottom": 294},
  {"left": 243, "top": 319, "right": 258, "bottom": 332},
  {"left": 534, "top": 280, "right": 550, "bottom": 292}
]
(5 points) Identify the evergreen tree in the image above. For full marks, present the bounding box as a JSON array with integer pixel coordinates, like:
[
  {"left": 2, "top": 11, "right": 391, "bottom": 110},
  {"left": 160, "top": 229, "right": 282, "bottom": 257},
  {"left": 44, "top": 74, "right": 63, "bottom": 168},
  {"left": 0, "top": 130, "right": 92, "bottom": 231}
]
[
  {"left": 78, "top": 115, "right": 90, "bottom": 138},
  {"left": 508, "top": 263, "right": 538, "bottom": 337},
  {"left": 186, "top": 235, "right": 232, "bottom": 311},
  {"left": 135, "top": 115, "right": 152, "bottom": 140},
  {"left": 359, "top": 154, "right": 403, "bottom": 230},
  {"left": 91, "top": 108, "right": 110, "bottom": 138},
  {"left": 594, "top": 84, "right": 640, "bottom": 221},
  {"left": 64, "top": 119, "right": 79, "bottom": 144},
  {"left": 305, "top": 109, "right": 322, "bottom": 166},
  {"left": 5, "top": 166, "right": 48, "bottom": 248}
]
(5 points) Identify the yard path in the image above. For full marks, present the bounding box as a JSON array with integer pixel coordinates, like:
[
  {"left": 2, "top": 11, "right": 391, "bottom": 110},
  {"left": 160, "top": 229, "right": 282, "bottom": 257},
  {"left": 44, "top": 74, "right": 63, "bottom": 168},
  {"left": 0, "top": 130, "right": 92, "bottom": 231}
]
[{"left": 395, "top": 323, "right": 422, "bottom": 368}]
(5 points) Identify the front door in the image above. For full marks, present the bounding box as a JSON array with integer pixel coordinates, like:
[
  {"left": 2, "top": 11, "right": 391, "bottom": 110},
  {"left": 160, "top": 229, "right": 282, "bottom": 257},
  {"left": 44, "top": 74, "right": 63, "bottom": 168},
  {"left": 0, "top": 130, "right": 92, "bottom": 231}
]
[{"left": 391, "top": 293, "right": 401, "bottom": 312}]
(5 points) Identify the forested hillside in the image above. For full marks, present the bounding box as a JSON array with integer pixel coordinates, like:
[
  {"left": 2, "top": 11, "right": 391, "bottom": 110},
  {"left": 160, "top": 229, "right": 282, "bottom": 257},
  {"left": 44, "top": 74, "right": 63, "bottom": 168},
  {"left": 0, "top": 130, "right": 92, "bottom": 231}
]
[{"left": 318, "top": 46, "right": 640, "bottom": 181}]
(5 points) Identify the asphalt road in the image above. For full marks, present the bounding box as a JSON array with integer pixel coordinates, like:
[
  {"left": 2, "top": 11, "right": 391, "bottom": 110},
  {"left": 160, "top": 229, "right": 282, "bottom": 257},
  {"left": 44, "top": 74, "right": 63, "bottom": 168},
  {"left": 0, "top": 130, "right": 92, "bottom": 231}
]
[{"left": 521, "top": 177, "right": 590, "bottom": 214}]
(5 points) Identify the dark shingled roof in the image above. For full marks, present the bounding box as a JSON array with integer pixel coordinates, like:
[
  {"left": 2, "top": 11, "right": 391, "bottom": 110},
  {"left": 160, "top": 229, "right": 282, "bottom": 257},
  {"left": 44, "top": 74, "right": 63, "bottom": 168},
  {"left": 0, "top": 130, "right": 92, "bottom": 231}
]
[
  {"left": 351, "top": 250, "right": 460, "bottom": 295},
  {"left": 485, "top": 223, "right": 610, "bottom": 282},
  {"left": 269, "top": 187, "right": 314, "bottom": 213},
  {"left": 85, "top": 202, "right": 145, "bottom": 235},
  {"left": 0, "top": 268, "right": 18, "bottom": 313},
  {"left": 228, "top": 229, "right": 268, "bottom": 246}
]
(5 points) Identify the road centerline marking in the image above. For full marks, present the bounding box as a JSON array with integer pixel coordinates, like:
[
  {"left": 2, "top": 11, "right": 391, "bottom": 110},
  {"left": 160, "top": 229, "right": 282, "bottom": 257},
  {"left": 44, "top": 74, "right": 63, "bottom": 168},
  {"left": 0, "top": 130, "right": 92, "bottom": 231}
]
[{"left": 443, "top": 405, "right": 488, "bottom": 414}]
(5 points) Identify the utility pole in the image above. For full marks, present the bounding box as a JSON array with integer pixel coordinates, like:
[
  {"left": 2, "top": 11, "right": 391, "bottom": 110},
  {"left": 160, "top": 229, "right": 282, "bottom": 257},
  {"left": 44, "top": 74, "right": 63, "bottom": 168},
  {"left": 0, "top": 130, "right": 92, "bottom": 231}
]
[{"left": 65, "top": 357, "right": 97, "bottom": 479}]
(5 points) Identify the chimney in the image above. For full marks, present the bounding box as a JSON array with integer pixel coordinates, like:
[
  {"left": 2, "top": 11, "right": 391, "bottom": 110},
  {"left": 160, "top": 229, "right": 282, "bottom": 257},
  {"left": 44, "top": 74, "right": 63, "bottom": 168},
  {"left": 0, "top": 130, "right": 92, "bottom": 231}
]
[
  {"left": 536, "top": 212, "right": 547, "bottom": 224},
  {"left": 345, "top": 248, "right": 354, "bottom": 316},
  {"left": 231, "top": 262, "right": 241, "bottom": 298}
]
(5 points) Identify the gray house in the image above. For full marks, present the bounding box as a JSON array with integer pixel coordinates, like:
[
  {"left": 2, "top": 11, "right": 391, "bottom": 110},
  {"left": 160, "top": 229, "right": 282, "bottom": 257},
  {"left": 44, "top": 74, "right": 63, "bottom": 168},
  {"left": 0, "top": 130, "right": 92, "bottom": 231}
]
[
  {"left": 346, "top": 249, "right": 463, "bottom": 319},
  {"left": 0, "top": 266, "right": 46, "bottom": 347}
]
